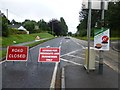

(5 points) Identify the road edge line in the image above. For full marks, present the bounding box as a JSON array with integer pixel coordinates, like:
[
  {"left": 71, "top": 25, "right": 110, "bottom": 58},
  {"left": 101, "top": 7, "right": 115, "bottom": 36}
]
[
  {"left": 61, "top": 67, "right": 65, "bottom": 89},
  {"left": 50, "top": 62, "right": 59, "bottom": 89}
]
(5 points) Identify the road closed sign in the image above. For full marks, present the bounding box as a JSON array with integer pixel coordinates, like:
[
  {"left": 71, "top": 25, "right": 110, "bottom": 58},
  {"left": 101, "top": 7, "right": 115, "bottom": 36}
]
[
  {"left": 94, "top": 28, "right": 110, "bottom": 50},
  {"left": 6, "top": 46, "right": 28, "bottom": 61},
  {"left": 38, "top": 47, "right": 60, "bottom": 62}
]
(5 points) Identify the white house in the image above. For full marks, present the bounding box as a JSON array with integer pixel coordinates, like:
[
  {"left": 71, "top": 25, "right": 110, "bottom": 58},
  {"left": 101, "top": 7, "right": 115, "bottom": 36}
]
[{"left": 18, "top": 26, "right": 29, "bottom": 34}]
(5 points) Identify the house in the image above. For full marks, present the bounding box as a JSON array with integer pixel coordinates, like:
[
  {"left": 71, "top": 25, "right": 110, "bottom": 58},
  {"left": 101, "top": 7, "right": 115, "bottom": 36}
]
[
  {"left": 10, "top": 24, "right": 29, "bottom": 34},
  {"left": 18, "top": 26, "right": 29, "bottom": 34}
]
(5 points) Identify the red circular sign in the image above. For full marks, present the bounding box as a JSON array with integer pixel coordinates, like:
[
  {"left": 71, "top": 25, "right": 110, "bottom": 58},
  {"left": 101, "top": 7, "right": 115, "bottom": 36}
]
[{"left": 102, "top": 36, "right": 109, "bottom": 43}]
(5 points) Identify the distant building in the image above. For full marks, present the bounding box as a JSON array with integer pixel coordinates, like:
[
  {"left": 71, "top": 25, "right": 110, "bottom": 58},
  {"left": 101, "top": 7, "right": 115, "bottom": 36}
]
[{"left": 10, "top": 24, "right": 29, "bottom": 34}]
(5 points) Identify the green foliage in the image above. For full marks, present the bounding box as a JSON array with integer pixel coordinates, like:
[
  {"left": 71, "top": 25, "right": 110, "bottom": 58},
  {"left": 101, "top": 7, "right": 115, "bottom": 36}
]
[
  {"left": 38, "top": 19, "right": 50, "bottom": 31},
  {"left": 9, "top": 28, "right": 19, "bottom": 35},
  {"left": 68, "top": 32, "right": 72, "bottom": 36},
  {"left": 60, "top": 17, "right": 68, "bottom": 36},
  {"left": 77, "top": 1, "right": 120, "bottom": 37},
  {"left": 2, "top": 32, "right": 54, "bottom": 47},
  {"left": 105, "top": 2, "right": 120, "bottom": 31},
  {"left": 2, "top": 14, "right": 9, "bottom": 37},
  {"left": 48, "top": 18, "right": 68, "bottom": 36},
  {"left": 23, "top": 20, "right": 36, "bottom": 34}
]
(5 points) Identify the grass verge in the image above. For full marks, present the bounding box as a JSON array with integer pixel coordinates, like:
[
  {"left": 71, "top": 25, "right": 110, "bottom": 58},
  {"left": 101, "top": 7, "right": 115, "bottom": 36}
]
[
  {"left": 2, "top": 32, "right": 54, "bottom": 47},
  {"left": 74, "top": 36, "right": 120, "bottom": 41},
  {"left": 0, "top": 37, "right": 55, "bottom": 61}
]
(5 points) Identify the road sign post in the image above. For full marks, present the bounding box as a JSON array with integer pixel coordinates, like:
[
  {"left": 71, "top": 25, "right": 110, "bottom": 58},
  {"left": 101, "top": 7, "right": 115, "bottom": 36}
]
[
  {"left": 38, "top": 47, "right": 60, "bottom": 62},
  {"left": 86, "top": 0, "right": 92, "bottom": 73}
]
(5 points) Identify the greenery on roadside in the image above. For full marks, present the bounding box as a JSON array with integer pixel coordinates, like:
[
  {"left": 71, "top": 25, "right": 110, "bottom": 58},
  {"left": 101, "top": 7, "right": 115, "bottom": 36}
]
[
  {"left": 1, "top": 12, "right": 68, "bottom": 37},
  {"left": 76, "top": 1, "right": 120, "bottom": 38},
  {"left": 26, "top": 38, "right": 54, "bottom": 48},
  {"left": 0, "top": 37, "right": 54, "bottom": 60},
  {"left": 2, "top": 32, "right": 54, "bottom": 47},
  {"left": 74, "top": 36, "right": 120, "bottom": 41}
]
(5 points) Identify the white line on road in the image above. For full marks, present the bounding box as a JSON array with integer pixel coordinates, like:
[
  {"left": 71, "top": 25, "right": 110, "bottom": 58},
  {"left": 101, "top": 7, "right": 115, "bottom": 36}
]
[
  {"left": 46, "top": 46, "right": 50, "bottom": 47},
  {"left": 71, "top": 38, "right": 85, "bottom": 49},
  {"left": 61, "top": 67, "right": 65, "bottom": 88},
  {"left": 67, "top": 54, "right": 85, "bottom": 59},
  {"left": 50, "top": 45, "right": 61, "bottom": 89},
  {"left": 0, "top": 60, "right": 6, "bottom": 64},
  {"left": 61, "top": 58, "right": 83, "bottom": 66},
  {"left": 60, "top": 49, "right": 81, "bottom": 57},
  {"left": 60, "top": 42, "right": 62, "bottom": 45},
  {"left": 66, "top": 40, "right": 69, "bottom": 43},
  {"left": 50, "top": 62, "right": 59, "bottom": 89}
]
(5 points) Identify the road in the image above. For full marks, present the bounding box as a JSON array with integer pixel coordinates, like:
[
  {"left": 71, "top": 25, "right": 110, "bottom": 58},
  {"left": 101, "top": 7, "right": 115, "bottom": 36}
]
[
  {"left": 2, "top": 37, "right": 84, "bottom": 89},
  {"left": 1, "top": 37, "right": 119, "bottom": 89}
]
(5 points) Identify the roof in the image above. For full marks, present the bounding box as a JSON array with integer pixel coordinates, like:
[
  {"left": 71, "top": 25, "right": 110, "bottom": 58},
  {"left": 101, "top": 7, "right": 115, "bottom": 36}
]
[
  {"left": 18, "top": 26, "right": 26, "bottom": 30},
  {"left": 9, "top": 24, "right": 21, "bottom": 29}
]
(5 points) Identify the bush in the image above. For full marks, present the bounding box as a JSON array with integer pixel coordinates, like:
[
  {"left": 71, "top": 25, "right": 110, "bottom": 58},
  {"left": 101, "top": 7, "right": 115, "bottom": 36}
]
[{"left": 9, "top": 28, "right": 19, "bottom": 35}]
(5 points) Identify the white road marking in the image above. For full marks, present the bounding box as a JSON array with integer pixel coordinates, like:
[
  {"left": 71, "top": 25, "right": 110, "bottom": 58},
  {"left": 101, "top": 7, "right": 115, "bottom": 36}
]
[
  {"left": 60, "top": 42, "right": 62, "bottom": 45},
  {"left": 50, "top": 62, "right": 59, "bottom": 89},
  {"left": 66, "top": 40, "right": 69, "bottom": 43},
  {"left": 0, "top": 60, "right": 6, "bottom": 64},
  {"left": 71, "top": 38, "right": 85, "bottom": 49},
  {"left": 61, "top": 68, "right": 65, "bottom": 88},
  {"left": 61, "top": 58, "right": 83, "bottom": 66},
  {"left": 46, "top": 46, "right": 50, "bottom": 47},
  {"left": 60, "top": 49, "right": 81, "bottom": 57},
  {"left": 50, "top": 45, "right": 61, "bottom": 89},
  {"left": 67, "top": 54, "right": 85, "bottom": 59}
]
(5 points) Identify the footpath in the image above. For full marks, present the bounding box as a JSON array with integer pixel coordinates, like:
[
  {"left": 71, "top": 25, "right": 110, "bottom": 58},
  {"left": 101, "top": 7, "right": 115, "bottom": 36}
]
[{"left": 61, "top": 38, "right": 119, "bottom": 89}]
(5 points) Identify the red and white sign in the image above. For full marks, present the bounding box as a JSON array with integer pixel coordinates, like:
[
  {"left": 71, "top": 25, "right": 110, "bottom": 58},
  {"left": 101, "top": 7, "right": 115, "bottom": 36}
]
[
  {"left": 6, "top": 46, "right": 28, "bottom": 61},
  {"left": 38, "top": 47, "right": 60, "bottom": 62}
]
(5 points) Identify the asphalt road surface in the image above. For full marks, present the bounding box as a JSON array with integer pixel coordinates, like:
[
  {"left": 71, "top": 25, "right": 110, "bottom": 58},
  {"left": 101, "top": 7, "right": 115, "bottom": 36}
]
[
  {"left": 2, "top": 37, "right": 84, "bottom": 89},
  {"left": 1, "top": 37, "right": 119, "bottom": 89}
]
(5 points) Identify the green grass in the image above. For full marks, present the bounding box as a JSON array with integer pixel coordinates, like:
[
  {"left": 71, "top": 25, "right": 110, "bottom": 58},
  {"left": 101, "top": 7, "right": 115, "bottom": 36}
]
[
  {"left": 2, "top": 32, "right": 54, "bottom": 47},
  {"left": 0, "top": 37, "right": 55, "bottom": 60},
  {"left": 26, "top": 38, "right": 54, "bottom": 48},
  {"left": 74, "top": 36, "right": 120, "bottom": 41}
]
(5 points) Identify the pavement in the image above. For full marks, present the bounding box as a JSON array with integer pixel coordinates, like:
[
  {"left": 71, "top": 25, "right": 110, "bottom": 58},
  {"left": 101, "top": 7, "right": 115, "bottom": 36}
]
[{"left": 61, "top": 37, "right": 119, "bottom": 89}]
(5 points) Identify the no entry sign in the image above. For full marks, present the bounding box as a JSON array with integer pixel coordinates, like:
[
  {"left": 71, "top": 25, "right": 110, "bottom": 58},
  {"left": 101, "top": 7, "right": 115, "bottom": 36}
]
[
  {"left": 6, "top": 46, "right": 28, "bottom": 61},
  {"left": 38, "top": 47, "right": 60, "bottom": 62}
]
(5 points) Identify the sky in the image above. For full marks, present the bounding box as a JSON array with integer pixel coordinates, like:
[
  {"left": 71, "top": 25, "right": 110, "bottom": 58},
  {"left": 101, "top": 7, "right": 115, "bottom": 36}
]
[{"left": 0, "top": 0, "right": 83, "bottom": 33}]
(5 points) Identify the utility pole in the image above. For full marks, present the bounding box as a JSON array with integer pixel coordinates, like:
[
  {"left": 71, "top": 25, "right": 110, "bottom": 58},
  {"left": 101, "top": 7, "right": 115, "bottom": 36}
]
[
  {"left": 6, "top": 9, "right": 8, "bottom": 20},
  {"left": 98, "top": 0, "right": 105, "bottom": 74},
  {"left": 87, "top": 0, "right": 92, "bottom": 73}
]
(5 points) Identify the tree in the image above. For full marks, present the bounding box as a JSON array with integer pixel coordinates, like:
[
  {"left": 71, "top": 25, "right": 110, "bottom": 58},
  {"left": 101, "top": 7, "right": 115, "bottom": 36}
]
[
  {"left": 68, "top": 32, "right": 72, "bottom": 36},
  {"left": 77, "top": 1, "right": 120, "bottom": 37},
  {"left": 48, "top": 19, "right": 62, "bottom": 36},
  {"left": 60, "top": 17, "right": 68, "bottom": 36},
  {"left": 23, "top": 20, "right": 36, "bottom": 34},
  {"left": 38, "top": 19, "right": 50, "bottom": 31},
  {"left": 2, "top": 14, "right": 9, "bottom": 37}
]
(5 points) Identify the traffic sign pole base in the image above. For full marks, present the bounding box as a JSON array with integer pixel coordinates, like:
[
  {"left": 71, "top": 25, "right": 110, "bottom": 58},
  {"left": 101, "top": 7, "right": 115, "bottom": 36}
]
[{"left": 98, "top": 63, "right": 103, "bottom": 74}]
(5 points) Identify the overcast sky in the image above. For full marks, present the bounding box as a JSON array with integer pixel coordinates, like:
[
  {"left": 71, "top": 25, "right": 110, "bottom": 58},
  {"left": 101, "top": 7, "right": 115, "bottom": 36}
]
[{"left": 0, "top": 0, "right": 83, "bottom": 33}]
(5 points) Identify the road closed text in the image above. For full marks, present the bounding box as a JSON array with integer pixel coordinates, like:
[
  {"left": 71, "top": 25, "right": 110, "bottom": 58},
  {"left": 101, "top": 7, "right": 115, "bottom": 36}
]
[{"left": 6, "top": 46, "right": 28, "bottom": 61}]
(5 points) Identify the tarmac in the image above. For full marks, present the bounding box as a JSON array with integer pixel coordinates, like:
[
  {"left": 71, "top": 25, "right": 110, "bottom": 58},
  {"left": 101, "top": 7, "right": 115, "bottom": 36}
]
[{"left": 61, "top": 61, "right": 119, "bottom": 89}]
